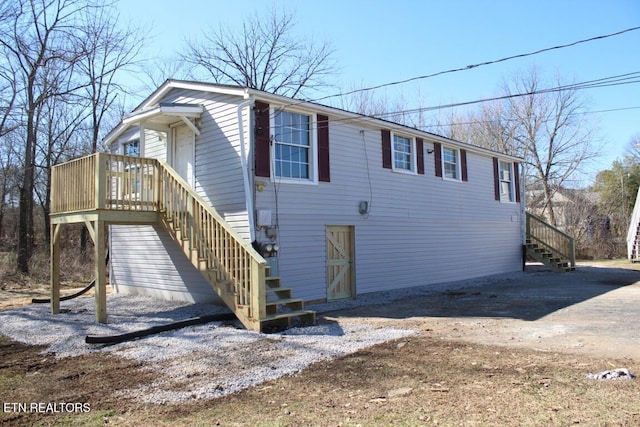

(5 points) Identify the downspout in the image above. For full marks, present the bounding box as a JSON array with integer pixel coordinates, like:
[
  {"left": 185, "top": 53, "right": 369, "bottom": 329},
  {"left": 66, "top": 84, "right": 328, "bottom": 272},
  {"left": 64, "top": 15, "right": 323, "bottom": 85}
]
[{"left": 237, "top": 95, "right": 256, "bottom": 242}]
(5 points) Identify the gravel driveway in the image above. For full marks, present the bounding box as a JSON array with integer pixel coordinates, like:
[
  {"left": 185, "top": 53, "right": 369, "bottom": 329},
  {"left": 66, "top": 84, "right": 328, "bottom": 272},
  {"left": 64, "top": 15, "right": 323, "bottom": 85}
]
[{"left": 327, "top": 262, "right": 640, "bottom": 360}]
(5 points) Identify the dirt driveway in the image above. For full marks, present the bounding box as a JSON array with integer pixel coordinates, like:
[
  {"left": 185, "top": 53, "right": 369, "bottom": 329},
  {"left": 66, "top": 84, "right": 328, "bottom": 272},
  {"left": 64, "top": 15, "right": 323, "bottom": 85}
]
[{"left": 325, "top": 261, "right": 640, "bottom": 360}]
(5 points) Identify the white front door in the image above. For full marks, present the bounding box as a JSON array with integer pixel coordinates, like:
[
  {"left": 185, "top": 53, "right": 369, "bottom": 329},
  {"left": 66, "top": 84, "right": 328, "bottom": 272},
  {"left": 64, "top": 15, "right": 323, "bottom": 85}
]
[{"left": 173, "top": 125, "right": 194, "bottom": 186}]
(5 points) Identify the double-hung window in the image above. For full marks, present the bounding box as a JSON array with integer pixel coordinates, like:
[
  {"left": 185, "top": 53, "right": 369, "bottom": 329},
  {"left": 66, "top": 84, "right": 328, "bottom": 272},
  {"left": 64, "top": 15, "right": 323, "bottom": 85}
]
[
  {"left": 499, "top": 160, "right": 514, "bottom": 202},
  {"left": 392, "top": 133, "right": 414, "bottom": 172},
  {"left": 124, "top": 139, "right": 140, "bottom": 157},
  {"left": 273, "top": 110, "right": 313, "bottom": 180},
  {"left": 443, "top": 147, "right": 459, "bottom": 179}
]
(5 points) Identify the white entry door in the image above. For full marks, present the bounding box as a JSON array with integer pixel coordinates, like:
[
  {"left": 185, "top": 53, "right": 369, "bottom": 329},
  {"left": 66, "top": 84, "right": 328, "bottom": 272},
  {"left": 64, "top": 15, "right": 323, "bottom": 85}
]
[{"left": 173, "top": 125, "right": 194, "bottom": 186}]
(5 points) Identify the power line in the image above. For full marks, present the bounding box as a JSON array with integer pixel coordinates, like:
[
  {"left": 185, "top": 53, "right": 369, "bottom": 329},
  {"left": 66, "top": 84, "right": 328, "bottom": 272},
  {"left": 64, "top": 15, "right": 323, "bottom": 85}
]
[
  {"left": 366, "top": 72, "right": 640, "bottom": 120},
  {"left": 422, "top": 106, "right": 640, "bottom": 130},
  {"left": 305, "top": 26, "right": 640, "bottom": 104}
]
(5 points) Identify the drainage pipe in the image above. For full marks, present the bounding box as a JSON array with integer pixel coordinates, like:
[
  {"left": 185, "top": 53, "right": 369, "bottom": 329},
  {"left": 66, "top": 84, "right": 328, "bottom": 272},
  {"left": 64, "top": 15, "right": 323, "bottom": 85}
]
[
  {"left": 85, "top": 312, "right": 237, "bottom": 345},
  {"left": 32, "top": 251, "right": 110, "bottom": 304}
]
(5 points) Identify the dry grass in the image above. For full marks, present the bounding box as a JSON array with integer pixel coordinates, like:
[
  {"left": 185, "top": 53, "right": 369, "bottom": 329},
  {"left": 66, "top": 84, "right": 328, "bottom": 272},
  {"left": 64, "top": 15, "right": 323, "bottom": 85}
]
[{"left": 1, "top": 335, "right": 638, "bottom": 426}]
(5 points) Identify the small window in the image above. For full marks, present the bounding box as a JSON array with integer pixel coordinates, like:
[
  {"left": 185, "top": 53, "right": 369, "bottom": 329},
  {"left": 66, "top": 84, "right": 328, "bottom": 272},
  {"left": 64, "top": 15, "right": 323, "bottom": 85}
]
[
  {"left": 392, "top": 134, "right": 413, "bottom": 171},
  {"left": 273, "top": 110, "right": 313, "bottom": 180},
  {"left": 499, "top": 160, "right": 514, "bottom": 202},
  {"left": 124, "top": 139, "right": 140, "bottom": 157},
  {"left": 442, "top": 147, "right": 459, "bottom": 179}
]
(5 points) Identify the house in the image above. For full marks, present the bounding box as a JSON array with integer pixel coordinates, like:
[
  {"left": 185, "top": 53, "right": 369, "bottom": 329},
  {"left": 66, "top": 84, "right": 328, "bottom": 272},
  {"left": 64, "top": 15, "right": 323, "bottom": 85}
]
[{"left": 50, "top": 79, "right": 529, "bottom": 331}]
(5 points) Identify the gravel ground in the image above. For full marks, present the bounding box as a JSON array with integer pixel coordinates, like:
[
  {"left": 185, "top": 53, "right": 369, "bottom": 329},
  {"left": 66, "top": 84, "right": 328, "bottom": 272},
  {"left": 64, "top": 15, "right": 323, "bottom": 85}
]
[
  {"left": 9, "top": 265, "right": 633, "bottom": 404},
  {"left": 0, "top": 290, "right": 427, "bottom": 404}
]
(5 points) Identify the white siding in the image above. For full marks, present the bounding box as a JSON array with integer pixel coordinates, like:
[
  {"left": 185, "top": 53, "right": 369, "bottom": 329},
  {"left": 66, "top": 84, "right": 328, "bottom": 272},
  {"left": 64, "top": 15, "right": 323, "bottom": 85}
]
[
  {"left": 143, "top": 128, "right": 167, "bottom": 161},
  {"left": 255, "top": 119, "right": 523, "bottom": 302},
  {"left": 162, "top": 88, "right": 250, "bottom": 240},
  {"left": 109, "top": 89, "right": 251, "bottom": 303},
  {"left": 110, "top": 225, "right": 222, "bottom": 304}
]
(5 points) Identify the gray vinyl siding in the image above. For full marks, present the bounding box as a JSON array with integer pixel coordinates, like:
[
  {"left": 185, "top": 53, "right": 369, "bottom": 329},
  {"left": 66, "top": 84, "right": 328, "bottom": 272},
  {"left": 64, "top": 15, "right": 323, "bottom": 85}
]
[
  {"left": 143, "top": 128, "right": 167, "bottom": 161},
  {"left": 255, "top": 118, "right": 523, "bottom": 302},
  {"left": 109, "top": 90, "right": 250, "bottom": 302},
  {"left": 110, "top": 225, "right": 221, "bottom": 304},
  {"left": 162, "top": 88, "right": 250, "bottom": 240}
]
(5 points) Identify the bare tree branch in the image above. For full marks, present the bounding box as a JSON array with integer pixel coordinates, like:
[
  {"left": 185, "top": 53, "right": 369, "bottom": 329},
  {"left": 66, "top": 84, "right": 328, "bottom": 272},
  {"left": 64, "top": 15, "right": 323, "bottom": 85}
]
[{"left": 180, "top": 7, "right": 338, "bottom": 98}]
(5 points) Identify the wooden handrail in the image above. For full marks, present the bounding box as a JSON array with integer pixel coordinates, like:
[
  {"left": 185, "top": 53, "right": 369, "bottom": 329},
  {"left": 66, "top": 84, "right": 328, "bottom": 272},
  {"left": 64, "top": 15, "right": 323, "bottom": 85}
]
[
  {"left": 156, "top": 159, "right": 266, "bottom": 322},
  {"left": 526, "top": 212, "right": 576, "bottom": 267}
]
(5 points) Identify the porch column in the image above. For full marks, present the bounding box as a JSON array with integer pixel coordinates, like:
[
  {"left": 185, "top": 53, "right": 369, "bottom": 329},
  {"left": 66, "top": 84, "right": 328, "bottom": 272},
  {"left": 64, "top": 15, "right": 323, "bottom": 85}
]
[
  {"left": 50, "top": 223, "right": 61, "bottom": 314},
  {"left": 93, "top": 219, "right": 107, "bottom": 323}
]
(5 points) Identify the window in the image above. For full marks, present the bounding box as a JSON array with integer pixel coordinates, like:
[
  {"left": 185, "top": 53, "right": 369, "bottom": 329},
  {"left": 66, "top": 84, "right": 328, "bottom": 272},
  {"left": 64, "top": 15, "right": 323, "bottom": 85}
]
[
  {"left": 392, "top": 134, "right": 413, "bottom": 171},
  {"left": 124, "top": 139, "right": 140, "bottom": 157},
  {"left": 273, "top": 110, "right": 313, "bottom": 180},
  {"left": 499, "top": 160, "right": 514, "bottom": 202},
  {"left": 443, "top": 147, "right": 459, "bottom": 179}
]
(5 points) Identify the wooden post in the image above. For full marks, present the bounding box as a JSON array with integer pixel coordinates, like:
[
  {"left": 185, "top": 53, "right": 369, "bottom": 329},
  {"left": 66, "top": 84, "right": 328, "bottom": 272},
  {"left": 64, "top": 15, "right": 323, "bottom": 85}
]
[
  {"left": 95, "top": 153, "right": 105, "bottom": 210},
  {"left": 250, "top": 259, "right": 266, "bottom": 331},
  {"left": 50, "top": 223, "right": 61, "bottom": 314},
  {"left": 93, "top": 220, "right": 107, "bottom": 323}
]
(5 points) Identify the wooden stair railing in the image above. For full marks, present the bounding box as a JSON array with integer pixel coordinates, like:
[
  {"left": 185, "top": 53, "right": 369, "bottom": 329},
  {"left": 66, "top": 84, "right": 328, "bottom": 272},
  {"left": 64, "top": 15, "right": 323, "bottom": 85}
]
[
  {"left": 525, "top": 212, "right": 576, "bottom": 273},
  {"left": 626, "top": 186, "right": 640, "bottom": 262},
  {"left": 155, "top": 160, "right": 315, "bottom": 331},
  {"left": 51, "top": 153, "right": 315, "bottom": 330}
]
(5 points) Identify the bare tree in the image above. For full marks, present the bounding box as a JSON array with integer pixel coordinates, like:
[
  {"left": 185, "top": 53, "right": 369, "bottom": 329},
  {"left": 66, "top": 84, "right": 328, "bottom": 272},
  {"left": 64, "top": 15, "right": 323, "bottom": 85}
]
[
  {"left": 77, "top": 6, "right": 145, "bottom": 152},
  {"left": 624, "top": 133, "right": 640, "bottom": 161},
  {"left": 449, "top": 68, "right": 600, "bottom": 225},
  {"left": 137, "top": 54, "right": 187, "bottom": 94},
  {"left": 0, "top": 0, "right": 99, "bottom": 272},
  {"left": 181, "top": 8, "right": 337, "bottom": 98}
]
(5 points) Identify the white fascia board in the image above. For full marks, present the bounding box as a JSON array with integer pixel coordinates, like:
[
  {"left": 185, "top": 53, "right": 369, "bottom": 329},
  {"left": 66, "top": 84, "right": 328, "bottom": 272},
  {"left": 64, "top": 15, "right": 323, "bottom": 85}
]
[
  {"left": 103, "top": 123, "right": 129, "bottom": 148},
  {"left": 158, "top": 104, "right": 204, "bottom": 116},
  {"left": 141, "top": 80, "right": 248, "bottom": 109}
]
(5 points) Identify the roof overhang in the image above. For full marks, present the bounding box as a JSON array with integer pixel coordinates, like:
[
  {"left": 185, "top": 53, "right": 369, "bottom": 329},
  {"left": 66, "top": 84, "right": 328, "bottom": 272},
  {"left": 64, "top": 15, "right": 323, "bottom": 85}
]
[{"left": 103, "top": 103, "right": 204, "bottom": 147}]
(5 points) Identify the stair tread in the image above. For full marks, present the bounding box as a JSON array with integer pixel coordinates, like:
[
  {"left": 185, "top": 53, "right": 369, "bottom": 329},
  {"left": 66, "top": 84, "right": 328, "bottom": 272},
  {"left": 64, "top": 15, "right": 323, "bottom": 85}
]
[
  {"left": 262, "top": 310, "right": 316, "bottom": 321},
  {"left": 266, "top": 298, "right": 304, "bottom": 306}
]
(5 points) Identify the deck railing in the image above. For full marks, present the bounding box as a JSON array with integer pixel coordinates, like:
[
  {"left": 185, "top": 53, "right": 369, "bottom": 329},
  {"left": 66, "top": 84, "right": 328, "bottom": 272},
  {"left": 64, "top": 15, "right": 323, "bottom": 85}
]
[
  {"left": 51, "top": 153, "right": 159, "bottom": 214},
  {"left": 526, "top": 212, "right": 576, "bottom": 267},
  {"left": 50, "top": 153, "right": 266, "bottom": 329}
]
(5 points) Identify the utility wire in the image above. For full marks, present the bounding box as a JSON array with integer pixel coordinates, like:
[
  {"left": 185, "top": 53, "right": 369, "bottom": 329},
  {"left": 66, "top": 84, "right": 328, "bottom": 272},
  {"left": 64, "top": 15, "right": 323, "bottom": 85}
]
[
  {"left": 307, "top": 26, "right": 640, "bottom": 104},
  {"left": 272, "top": 71, "right": 640, "bottom": 133},
  {"left": 422, "top": 106, "right": 640, "bottom": 129}
]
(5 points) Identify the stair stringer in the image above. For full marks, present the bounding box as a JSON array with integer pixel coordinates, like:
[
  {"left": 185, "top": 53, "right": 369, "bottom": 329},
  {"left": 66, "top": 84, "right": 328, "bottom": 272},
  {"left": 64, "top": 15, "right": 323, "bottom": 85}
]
[
  {"left": 526, "top": 239, "right": 575, "bottom": 273},
  {"left": 159, "top": 213, "right": 257, "bottom": 330}
]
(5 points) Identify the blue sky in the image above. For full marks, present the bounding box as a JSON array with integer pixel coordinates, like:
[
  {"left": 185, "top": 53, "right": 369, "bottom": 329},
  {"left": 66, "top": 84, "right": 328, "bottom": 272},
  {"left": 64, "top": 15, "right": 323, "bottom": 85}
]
[{"left": 115, "top": 0, "right": 640, "bottom": 182}]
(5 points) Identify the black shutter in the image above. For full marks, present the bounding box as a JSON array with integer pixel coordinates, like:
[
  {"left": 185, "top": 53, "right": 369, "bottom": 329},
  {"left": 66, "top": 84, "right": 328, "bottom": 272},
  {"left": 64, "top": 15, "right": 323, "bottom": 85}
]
[
  {"left": 254, "top": 101, "right": 270, "bottom": 178},
  {"left": 416, "top": 138, "right": 425, "bottom": 175},
  {"left": 514, "top": 162, "right": 521, "bottom": 203},
  {"left": 461, "top": 149, "right": 468, "bottom": 181},
  {"left": 317, "top": 114, "right": 330, "bottom": 182},
  {"left": 381, "top": 129, "right": 391, "bottom": 169},
  {"left": 434, "top": 142, "right": 442, "bottom": 177},
  {"left": 493, "top": 157, "right": 500, "bottom": 201}
]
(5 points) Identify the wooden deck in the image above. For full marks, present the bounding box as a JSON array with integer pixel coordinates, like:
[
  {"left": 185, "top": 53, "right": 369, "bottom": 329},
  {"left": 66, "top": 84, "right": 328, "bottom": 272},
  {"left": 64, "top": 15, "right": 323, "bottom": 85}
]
[{"left": 50, "top": 153, "right": 315, "bottom": 331}]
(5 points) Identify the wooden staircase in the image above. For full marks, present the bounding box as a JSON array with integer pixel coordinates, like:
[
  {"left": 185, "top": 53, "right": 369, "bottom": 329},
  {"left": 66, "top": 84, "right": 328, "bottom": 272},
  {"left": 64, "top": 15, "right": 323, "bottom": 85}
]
[
  {"left": 157, "top": 160, "right": 315, "bottom": 332},
  {"left": 626, "top": 187, "right": 640, "bottom": 262},
  {"left": 628, "top": 223, "right": 640, "bottom": 262},
  {"left": 525, "top": 239, "right": 575, "bottom": 272},
  {"left": 526, "top": 212, "right": 576, "bottom": 273},
  {"left": 49, "top": 153, "right": 315, "bottom": 331}
]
